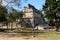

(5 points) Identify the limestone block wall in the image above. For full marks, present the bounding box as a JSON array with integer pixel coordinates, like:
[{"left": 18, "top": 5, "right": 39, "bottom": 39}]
[{"left": 23, "top": 12, "right": 33, "bottom": 18}]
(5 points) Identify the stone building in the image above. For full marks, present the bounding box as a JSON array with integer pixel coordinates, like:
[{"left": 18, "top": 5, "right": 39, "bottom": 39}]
[{"left": 21, "top": 4, "right": 45, "bottom": 28}]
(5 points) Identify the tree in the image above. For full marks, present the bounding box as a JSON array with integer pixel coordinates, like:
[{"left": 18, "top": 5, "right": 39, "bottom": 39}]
[
  {"left": 43, "top": 0, "right": 60, "bottom": 31},
  {"left": 15, "top": 11, "right": 24, "bottom": 27},
  {"left": 8, "top": 8, "right": 24, "bottom": 29},
  {"left": 0, "top": 5, "right": 8, "bottom": 28},
  {"left": 39, "top": 10, "right": 45, "bottom": 23},
  {"left": 0, "top": 0, "right": 27, "bottom": 29},
  {"left": 0, "top": 6, "right": 7, "bottom": 22}
]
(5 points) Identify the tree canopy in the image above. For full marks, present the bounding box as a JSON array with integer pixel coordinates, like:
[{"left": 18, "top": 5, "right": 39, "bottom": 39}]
[
  {"left": 43, "top": 0, "right": 60, "bottom": 31},
  {"left": 0, "top": 6, "right": 7, "bottom": 22}
]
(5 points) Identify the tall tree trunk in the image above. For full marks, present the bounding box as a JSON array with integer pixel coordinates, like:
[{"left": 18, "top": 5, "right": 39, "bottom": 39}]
[
  {"left": 11, "top": 22, "right": 13, "bottom": 30},
  {"left": 2, "top": 22, "right": 4, "bottom": 28},
  {"left": 55, "top": 27, "right": 59, "bottom": 31},
  {"left": 7, "top": 23, "right": 8, "bottom": 29}
]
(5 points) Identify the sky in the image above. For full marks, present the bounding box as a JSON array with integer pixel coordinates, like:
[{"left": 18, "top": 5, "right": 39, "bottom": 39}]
[
  {"left": 21, "top": 0, "right": 45, "bottom": 10},
  {"left": 1, "top": 0, "right": 45, "bottom": 11}
]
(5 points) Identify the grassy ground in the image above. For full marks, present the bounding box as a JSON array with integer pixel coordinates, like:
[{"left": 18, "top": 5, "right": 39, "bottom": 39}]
[{"left": 0, "top": 29, "right": 60, "bottom": 40}]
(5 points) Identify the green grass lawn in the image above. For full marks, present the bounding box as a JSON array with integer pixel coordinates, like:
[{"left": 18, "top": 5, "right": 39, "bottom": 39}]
[
  {"left": 0, "top": 29, "right": 60, "bottom": 40},
  {"left": 37, "top": 30, "right": 60, "bottom": 40},
  {"left": 0, "top": 27, "right": 60, "bottom": 40}
]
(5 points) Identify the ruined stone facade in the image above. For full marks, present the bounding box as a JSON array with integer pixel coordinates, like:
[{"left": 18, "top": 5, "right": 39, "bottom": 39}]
[{"left": 22, "top": 4, "right": 45, "bottom": 28}]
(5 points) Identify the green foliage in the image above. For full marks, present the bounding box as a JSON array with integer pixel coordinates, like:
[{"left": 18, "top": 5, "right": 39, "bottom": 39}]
[
  {"left": 8, "top": 11, "right": 24, "bottom": 22},
  {"left": 0, "top": 6, "right": 7, "bottom": 22},
  {"left": 16, "top": 11, "right": 24, "bottom": 19},
  {"left": 43, "top": 0, "right": 60, "bottom": 31}
]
